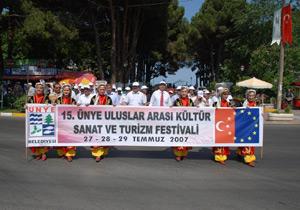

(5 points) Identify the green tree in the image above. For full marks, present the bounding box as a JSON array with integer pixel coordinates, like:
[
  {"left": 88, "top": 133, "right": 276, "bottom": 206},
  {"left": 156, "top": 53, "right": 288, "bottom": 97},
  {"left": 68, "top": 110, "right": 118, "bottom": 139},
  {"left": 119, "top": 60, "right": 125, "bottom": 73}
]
[
  {"left": 221, "top": 0, "right": 280, "bottom": 83},
  {"left": 188, "top": 0, "right": 247, "bottom": 83},
  {"left": 45, "top": 114, "right": 53, "bottom": 125},
  {"left": 165, "top": 0, "right": 189, "bottom": 73}
]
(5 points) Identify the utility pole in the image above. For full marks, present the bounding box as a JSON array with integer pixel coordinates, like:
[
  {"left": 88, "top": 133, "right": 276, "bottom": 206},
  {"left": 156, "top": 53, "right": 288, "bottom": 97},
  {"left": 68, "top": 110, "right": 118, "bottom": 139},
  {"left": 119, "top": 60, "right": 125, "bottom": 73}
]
[{"left": 276, "top": 0, "right": 285, "bottom": 110}]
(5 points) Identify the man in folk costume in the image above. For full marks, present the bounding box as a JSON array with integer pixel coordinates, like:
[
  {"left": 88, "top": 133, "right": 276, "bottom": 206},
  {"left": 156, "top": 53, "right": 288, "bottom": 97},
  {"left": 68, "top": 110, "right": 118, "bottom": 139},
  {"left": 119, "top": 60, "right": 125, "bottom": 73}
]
[
  {"left": 27, "top": 83, "right": 50, "bottom": 161},
  {"left": 173, "top": 86, "right": 194, "bottom": 161},
  {"left": 90, "top": 84, "right": 112, "bottom": 162},
  {"left": 55, "top": 85, "right": 77, "bottom": 162},
  {"left": 236, "top": 89, "right": 257, "bottom": 167},
  {"left": 213, "top": 88, "right": 231, "bottom": 165}
]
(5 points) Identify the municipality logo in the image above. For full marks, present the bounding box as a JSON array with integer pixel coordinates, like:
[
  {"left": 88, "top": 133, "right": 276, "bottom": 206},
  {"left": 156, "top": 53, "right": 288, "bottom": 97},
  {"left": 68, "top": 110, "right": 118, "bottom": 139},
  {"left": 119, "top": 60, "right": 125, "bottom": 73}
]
[
  {"left": 43, "top": 114, "right": 55, "bottom": 136},
  {"left": 29, "top": 113, "right": 55, "bottom": 137},
  {"left": 29, "top": 113, "right": 43, "bottom": 125}
]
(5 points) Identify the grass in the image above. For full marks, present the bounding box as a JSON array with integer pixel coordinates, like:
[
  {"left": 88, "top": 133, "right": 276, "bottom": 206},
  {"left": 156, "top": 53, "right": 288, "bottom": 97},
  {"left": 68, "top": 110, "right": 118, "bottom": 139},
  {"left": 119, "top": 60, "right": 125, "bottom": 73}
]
[{"left": 0, "top": 108, "right": 20, "bottom": 113}]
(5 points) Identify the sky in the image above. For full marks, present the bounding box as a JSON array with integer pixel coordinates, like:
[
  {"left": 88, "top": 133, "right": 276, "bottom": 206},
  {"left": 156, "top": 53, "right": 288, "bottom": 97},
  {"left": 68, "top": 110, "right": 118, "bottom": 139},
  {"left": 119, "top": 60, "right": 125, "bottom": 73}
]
[
  {"left": 179, "top": 0, "right": 204, "bottom": 21},
  {"left": 151, "top": 1, "right": 204, "bottom": 86},
  {"left": 151, "top": 66, "right": 197, "bottom": 86}
]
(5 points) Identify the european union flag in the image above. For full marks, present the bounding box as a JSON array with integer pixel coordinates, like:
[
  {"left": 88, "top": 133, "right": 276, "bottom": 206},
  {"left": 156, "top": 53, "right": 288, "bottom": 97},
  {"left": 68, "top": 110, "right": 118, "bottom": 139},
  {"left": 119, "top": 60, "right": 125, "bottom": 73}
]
[{"left": 235, "top": 108, "right": 259, "bottom": 144}]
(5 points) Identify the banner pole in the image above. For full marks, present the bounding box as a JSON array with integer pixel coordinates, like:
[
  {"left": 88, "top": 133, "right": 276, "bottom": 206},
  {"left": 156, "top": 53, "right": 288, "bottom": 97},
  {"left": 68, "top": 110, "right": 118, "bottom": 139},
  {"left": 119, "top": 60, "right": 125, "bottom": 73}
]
[
  {"left": 26, "top": 147, "right": 28, "bottom": 161},
  {"left": 260, "top": 147, "right": 263, "bottom": 159}
]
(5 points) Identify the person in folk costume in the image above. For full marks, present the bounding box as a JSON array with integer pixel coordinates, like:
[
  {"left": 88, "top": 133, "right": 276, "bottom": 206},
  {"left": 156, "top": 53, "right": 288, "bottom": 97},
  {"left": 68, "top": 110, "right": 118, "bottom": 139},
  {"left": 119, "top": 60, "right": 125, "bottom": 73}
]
[
  {"left": 173, "top": 86, "right": 194, "bottom": 161},
  {"left": 90, "top": 84, "right": 113, "bottom": 162},
  {"left": 55, "top": 84, "right": 77, "bottom": 162},
  {"left": 236, "top": 89, "right": 257, "bottom": 167},
  {"left": 213, "top": 88, "right": 231, "bottom": 165},
  {"left": 27, "top": 83, "right": 50, "bottom": 161}
]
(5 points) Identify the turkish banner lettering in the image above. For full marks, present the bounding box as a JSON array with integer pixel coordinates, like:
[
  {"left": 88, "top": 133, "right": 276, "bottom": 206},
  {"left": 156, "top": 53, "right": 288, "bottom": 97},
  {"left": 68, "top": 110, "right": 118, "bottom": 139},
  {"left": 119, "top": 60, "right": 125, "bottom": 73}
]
[{"left": 26, "top": 104, "right": 263, "bottom": 147}]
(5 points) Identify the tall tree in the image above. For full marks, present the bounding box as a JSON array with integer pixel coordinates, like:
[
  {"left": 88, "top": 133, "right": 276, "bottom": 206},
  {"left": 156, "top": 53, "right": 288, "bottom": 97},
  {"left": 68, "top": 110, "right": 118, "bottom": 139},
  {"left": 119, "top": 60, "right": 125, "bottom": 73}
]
[{"left": 188, "top": 0, "right": 247, "bottom": 83}]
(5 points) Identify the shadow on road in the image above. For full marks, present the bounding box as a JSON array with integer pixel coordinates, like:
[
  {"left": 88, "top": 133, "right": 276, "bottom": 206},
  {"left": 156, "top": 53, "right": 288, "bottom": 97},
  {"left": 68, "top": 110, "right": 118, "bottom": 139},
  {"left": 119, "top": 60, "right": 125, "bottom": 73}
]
[{"left": 28, "top": 147, "right": 244, "bottom": 162}]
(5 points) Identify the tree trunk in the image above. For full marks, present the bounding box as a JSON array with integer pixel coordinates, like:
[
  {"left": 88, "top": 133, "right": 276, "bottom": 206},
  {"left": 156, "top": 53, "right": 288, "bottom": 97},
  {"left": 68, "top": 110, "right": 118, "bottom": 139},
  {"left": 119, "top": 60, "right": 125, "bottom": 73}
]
[
  {"left": 109, "top": 1, "right": 143, "bottom": 84},
  {"left": 109, "top": 0, "right": 117, "bottom": 83},
  {"left": 145, "top": 60, "right": 151, "bottom": 84},
  {"left": 215, "top": 42, "right": 224, "bottom": 81},
  {"left": 210, "top": 44, "right": 215, "bottom": 82},
  {"left": 7, "top": 8, "right": 14, "bottom": 61},
  {"left": 0, "top": 1, "right": 4, "bottom": 80},
  {"left": 121, "top": 0, "right": 129, "bottom": 84},
  {"left": 0, "top": 35, "right": 4, "bottom": 80},
  {"left": 92, "top": 15, "right": 104, "bottom": 79},
  {"left": 127, "top": 8, "right": 142, "bottom": 82}
]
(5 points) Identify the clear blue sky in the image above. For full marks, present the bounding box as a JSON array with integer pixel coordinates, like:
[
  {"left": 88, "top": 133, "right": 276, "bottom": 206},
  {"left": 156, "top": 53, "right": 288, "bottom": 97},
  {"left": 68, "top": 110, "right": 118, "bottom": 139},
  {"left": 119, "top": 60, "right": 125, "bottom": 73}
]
[{"left": 179, "top": 0, "right": 204, "bottom": 21}]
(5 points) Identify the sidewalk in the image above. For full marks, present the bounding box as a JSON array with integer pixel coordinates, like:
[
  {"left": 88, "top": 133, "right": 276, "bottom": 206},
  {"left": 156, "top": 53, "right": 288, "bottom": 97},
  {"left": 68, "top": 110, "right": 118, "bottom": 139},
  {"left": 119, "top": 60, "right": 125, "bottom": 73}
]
[
  {"left": 293, "top": 110, "right": 300, "bottom": 118},
  {"left": 264, "top": 109, "right": 300, "bottom": 125},
  {"left": 0, "top": 112, "right": 25, "bottom": 117}
]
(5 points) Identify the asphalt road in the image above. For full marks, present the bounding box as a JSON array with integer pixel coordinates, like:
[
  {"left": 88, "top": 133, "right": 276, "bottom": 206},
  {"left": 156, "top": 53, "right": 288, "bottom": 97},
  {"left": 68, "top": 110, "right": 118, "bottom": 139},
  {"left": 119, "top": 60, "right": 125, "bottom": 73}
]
[{"left": 0, "top": 117, "right": 299, "bottom": 210}]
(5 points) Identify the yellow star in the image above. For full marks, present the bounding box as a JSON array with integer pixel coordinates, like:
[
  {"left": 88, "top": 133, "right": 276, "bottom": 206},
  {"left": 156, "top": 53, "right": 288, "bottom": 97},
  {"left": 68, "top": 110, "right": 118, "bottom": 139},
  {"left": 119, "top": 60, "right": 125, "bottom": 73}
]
[
  {"left": 248, "top": 136, "right": 252, "bottom": 140},
  {"left": 248, "top": 111, "right": 252, "bottom": 115},
  {"left": 240, "top": 110, "right": 245, "bottom": 113},
  {"left": 253, "top": 131, "right": 257, "bottom": 135},
  {"left": 253, "top": 116, "right": 256, "bottom": 120},
  {"left": 255, "top": 124, "right": 258, "bottom": 128},
  {"left": 240, "top": 138, "right": 244, "bottom": 142}
]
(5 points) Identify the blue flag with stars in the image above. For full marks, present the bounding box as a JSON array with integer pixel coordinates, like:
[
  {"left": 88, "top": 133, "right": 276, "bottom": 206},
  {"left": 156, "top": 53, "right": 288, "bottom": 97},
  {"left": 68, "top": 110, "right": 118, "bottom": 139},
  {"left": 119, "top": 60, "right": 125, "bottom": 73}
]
[{"left": 235, "top": 108, "right": 260, "bottom": 144}]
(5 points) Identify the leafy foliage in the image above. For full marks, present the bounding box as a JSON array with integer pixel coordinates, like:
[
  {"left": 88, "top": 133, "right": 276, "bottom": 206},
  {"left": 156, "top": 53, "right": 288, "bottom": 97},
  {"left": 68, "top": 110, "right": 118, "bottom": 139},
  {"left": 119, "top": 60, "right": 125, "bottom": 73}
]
[
  {"left": 13, "top": 95, "right": 27, "bottom": 112},
  {"left": 188, "top": 0, "right": 300, "bottom": 96}
]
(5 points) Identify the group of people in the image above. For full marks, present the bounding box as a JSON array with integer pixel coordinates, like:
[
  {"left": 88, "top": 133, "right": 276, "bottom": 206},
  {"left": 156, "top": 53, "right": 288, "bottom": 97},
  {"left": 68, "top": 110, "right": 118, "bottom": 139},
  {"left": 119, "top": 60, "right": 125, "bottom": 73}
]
[{"left": 27, "top": 80, "right": 258, "bottom": 167}]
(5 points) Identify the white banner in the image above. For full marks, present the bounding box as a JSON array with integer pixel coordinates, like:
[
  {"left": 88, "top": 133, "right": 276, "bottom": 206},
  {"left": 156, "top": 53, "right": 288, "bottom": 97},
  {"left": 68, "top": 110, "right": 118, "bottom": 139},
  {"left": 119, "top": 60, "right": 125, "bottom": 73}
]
[
  {"left": 26, "top": 104, "right": 264, "bottom": 147},
  {"left": 271, "top": 8, "right": 282, "bottom": 45}
]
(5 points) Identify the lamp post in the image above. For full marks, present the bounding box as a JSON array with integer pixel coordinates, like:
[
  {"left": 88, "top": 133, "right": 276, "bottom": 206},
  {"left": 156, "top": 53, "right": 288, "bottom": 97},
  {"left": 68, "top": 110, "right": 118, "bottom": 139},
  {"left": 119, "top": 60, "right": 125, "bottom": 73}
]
[{"left": 277, "top": 0, "right": 286, "bottom": 110}]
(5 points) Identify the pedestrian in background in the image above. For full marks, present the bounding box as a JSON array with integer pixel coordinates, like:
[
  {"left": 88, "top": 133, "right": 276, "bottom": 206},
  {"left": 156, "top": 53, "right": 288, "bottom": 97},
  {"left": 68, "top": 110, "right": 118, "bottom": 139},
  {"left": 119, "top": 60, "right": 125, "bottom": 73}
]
[{"left": 149, "top": 81, "right": 171, "bottom": 107}]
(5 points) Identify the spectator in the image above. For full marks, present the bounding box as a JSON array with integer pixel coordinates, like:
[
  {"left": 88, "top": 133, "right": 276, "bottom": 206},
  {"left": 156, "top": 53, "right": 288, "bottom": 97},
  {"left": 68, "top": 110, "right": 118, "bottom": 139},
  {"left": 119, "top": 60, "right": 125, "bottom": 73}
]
[
  {"left": 27, "top": 83, "right": 35, "bottom": 97},
  {"left": 285, "top": 89, "right": 294, "bottom": 105}
]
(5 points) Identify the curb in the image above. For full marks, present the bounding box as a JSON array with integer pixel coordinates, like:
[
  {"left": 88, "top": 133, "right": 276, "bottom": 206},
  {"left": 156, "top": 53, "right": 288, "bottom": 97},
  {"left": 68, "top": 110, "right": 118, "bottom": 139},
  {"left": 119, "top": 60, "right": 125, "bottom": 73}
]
[
  {"left": 0, "top": 112, "right": 25, "bottom": 117},
  {"left": 264, "top": 120, "right": 300, "bottom": 125}
]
